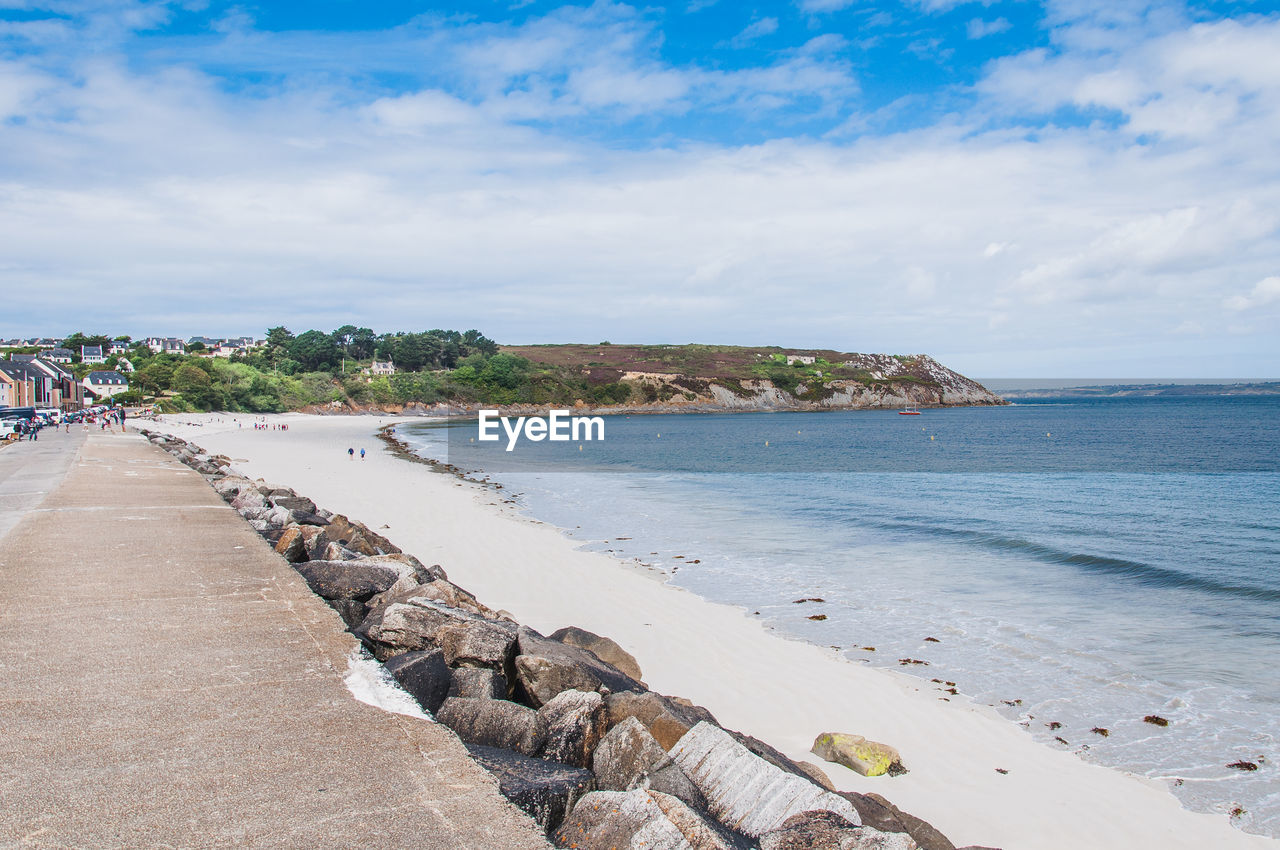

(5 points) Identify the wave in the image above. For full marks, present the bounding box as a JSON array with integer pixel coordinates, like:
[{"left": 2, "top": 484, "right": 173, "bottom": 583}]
[{"left": 870, "top": 520, "right": 1280, "bottom": 602}]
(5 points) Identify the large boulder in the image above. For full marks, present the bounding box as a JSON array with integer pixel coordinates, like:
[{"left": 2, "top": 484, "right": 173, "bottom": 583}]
[
  {"left": 812, "top": 733, "right": 903, "bottom": 778},
  {"left": 436, "top": 697, "right": 546, "bottom": 756},
  {"left": 434, "top": 619, "right": 519, "bottom": 676},
  {"left": 270, "top": 494, "right": 316, "bottom": 514},
  {"left": 355, "top": 590, "right": 501, "bottom": 660},
  {"left": 384, "top": 650, "right": 452, "bottom": 714},
  {"left": 296, "top": 560, "right": 405, "bottom": 602},
  {"left": 606, "top": 691, "right": 718, "bottom": 751},
  {"left": 325, "top": 514, "right": 400, "bottom": 556},
  {"left": 404, "top": 578, "right": 496, "bottom": 618},
  {"left": 301, "top": 525, "right": 332, "bottom": 561},
  {"left": 593, "top": 716, "right": 705, "bottom": 810},
  {"left": 760, "top": 811, "right": 918, "bottom": 850},
  {"left": 514, "top": 626, "right": 644, "bottom": 708},
  {"left": 273, "top": 527, "right": 308, "bottom": 563},
  {"left": 537, "top": 690, "right": 609, "bottom": 769},
  {"left": 732, "top": 730, "right": 833, "bottom": 788},
  {"left": 550, "top": 626, "right": 644, "bottom": 683},
  {"left": 466, "top": 744, "right": 595, "bottom": 834},
  {"left": 552, "top": 789, "right": 733, "bottom": 850},
  {"left": 670, "top": 722, "right": 860, "bottom": 838},
  {"left": 449, "top": 667, "right": 508, "bottom": 700}
]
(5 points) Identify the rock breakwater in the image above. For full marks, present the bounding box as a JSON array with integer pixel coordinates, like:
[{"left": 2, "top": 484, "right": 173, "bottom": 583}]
[{"left": 139, "top": 427, "right": 993, "bottom": 850}]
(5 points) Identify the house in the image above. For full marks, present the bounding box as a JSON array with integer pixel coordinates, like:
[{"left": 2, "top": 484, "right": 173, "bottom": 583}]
[
  {"left": 364, "top": 360, "right": 396, "bottom": 376},
  {"left": 0, "top": 361, "right": 55, "bottom": 408},
  {"left": 108, "top": 340, "right": 130, "bottom": 355},
  {"left": 212, "top": 342, "right": 246, "bottom": 358},
  {"left": 145, "top": 337, "right": 185, "bottom": 354},
  {"left": 785, "top": 355, "right": 816, "bottom": 366},
  {"left": 81, "top": 345, "right": 107, "bottom": 364},
  {"left": 42, "top": 348, "right": 74, "bottom": 364},
  {"left": 0, "top": 367, "right": 32, "bottom": 408},
  {"left": 116, "top": 357, "right": 135, "bottom": 374},
  {"left": 83, "top": 371, "right": 129, "bottom": 400},
  {"left": 10, "top": 353, "right": 36, "bottom": 363}
]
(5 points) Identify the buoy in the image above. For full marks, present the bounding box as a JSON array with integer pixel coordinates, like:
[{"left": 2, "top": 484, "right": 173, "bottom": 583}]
[
  {"left": 765, "top": 440, "right": 769, "bottom": 446},
  {"left": 930, "top": 435, "right": 935, "bottom": 440},
  {"left": 1047, "top": 432, "right": 1051, "bottom": 437},
  {"left": 579, "top": 444, "right": 583, "bottom": 451}
]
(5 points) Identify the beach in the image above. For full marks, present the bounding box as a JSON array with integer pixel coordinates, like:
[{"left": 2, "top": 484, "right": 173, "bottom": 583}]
[{"left": 147, "top": 412, "right": 1278, "bottom": 850}]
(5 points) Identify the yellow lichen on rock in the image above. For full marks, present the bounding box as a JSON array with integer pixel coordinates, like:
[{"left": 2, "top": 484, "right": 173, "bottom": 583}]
[{"left": 811, "top": 732, "right": 902, "bottom": 777}]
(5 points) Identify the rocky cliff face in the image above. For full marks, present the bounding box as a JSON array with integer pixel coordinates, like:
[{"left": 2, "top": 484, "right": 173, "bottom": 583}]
[{"left": 613, "top": 355, "right": 1004, "bottom": 414}]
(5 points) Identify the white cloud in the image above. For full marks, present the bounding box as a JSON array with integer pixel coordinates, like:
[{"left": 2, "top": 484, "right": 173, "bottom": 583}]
[
  {"left": 729, "top": 17, "right": 779, "bottom": 48},
  {"left": 0, "top": 2, "right": 1278, "bottom": 376},
  {"left": 796, "top": 0, "right": 857, "bottom": 13},
  {"left": 1223, "top": 277, "right": 1280, "bottom": 312},
  {"left": 967, "top": 17, "right": 1011, "bottom": 39}
]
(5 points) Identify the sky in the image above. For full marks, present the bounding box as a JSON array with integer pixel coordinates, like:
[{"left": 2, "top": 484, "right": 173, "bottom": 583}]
[{"left": 1, "top": 0, "right": 1278, "bottom": 377}]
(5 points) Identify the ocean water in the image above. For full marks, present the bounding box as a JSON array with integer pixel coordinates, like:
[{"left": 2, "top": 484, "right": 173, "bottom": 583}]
[{"left": 398, "top": 397, "right": 1280, "bottom": 835}]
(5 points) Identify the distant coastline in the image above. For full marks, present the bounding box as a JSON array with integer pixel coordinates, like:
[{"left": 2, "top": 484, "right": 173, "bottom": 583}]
[{"left": 990, "top": 380, "right": 1280, "bottom": 399}]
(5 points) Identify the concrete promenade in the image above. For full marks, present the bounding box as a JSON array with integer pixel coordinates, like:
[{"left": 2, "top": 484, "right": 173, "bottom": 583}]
[{"left": 0, "top": 430, "right": 550, "bottom": 849}]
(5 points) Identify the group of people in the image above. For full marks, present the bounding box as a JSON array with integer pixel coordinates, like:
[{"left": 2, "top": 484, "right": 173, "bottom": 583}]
[
  {"left": 247, "top": 422, "right": 289, "bottom": 431},
  {"left": 5, "top": 407, "right": 126, "bottom": 442},
  {"left": 347, "top": 447, "right": 366, "bottom": 460}
]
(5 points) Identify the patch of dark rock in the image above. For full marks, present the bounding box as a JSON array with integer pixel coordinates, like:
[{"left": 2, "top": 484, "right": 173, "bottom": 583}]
[
  {"left": 538, "top": 690, "right": 609, "bottom": 769},
  {"left": 924, "top": 636, "right": 941, "bottom": 643},
  {"left": 1143, "top": 715, "right": 1169, "bottom": 727},
  {"left": 449, "top": 666, "right": 508, "bottom": 700},
  {"left": 792, "top": 598, "right": 825, "bottom": 604},
  {"left": 1055, "top": 736, "right": 1069, "bottom": 746},
  {"left": 296, "top": 559, "right": 403, "bottom": 602},
  {"left": 1046, "top": 721, "right": 1062, "bottom": 730},
  {"left": 1227, "top": 760, "right": 1259, "bottom": 771},
  {"left": 837, "top": 793, "right": 955, "bottom": 850},
  {"left": 466, "top": 744, "right": 594, "bottom": 834},
  {"left": 995, "top": 768, "right": 1009, "bottom": 774},
  {"left": 550, "top": 625, "right": 644, "bottom": 683},
  {"left": 384, "top": 649, "right": 452, "bottom": 714},
  {"left": 436, "top": 697, "right": 547, "bottom": 756},
  {"left": 807, "top": 614, "right": 828, "bottom": 621},
  {"left": 898, "top": 658, "right": 929, "bottom": 666},
  {"left": 606, "top": 690, "right": 718, "bottom": 752},
  {"left": 1091, "top": 727, "right": 1110, "bottom": 737}
]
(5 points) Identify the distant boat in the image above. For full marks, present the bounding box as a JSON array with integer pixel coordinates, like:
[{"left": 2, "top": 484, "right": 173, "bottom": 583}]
[{"left": 898, "top": 406, "right": 921, "bottom": 415}]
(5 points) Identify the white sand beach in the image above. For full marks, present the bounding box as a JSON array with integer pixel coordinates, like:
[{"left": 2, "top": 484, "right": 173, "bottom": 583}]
[{"left": 146, "top": 412, "right": 1277, "bottom": 850}]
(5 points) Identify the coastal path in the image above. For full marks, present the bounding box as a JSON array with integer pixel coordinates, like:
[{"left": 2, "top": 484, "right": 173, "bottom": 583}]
[{"left": 0, "top": 430, "right": 550, "bottom": 848}]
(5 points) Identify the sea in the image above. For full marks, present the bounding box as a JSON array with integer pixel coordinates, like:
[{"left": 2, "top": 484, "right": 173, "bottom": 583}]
[{"left": 396, "top": 396, "right": 1280, "bottom": 836}]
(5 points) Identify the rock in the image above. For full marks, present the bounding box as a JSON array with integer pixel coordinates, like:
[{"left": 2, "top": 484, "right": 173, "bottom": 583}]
[
  {"left": 449, "top": 667, "right": 508, "bottom": 700},
  {"left": 290, "top": 510, "right": 331, "bottom": 527},
  {"left": 670, "top": 722, "right": 860, "bottom": 838},
  {"left": 296, "top": 560, "right": 405, "bottom": 602},
  {"left": 515, "top": 626, "right": 644, "bottom": 708},
  {"left": 434, "top": 618, "right": 519, "bottom": 676},
  {"left": 840, "top": 794, "right": 955, "bottom": 850},
  {"left": 213, "top": 477, "right": 253, "bottom": 500},
  {"left": 270, "top": 494, "right": 316, "bottom": 514},
  {"left": 812, "top": 733, "right": 903, "bottom": 778},
  {"left": 263, "top": 506, "right": 294, "bottom": 528},
  {"left": 406, "top": 578, "right": 496, "bottom": 618},
  {"left": 538, "top": 690, "right": 609, "bottom": 769},
  {"left": 466, "top": 744, "right": 595, "bottom": 834},
  {"left": 436, "top": 697, "right": 547, "bottom": 756},
  {"left": 593, "top": 717, "right": 705, "bottom": 810},
  {"left": 606, "top": 690, "right": 718, "bottom": 751},
  {"left": 552, "top": 789, "right": 733, "bottom": 850},
  {"left": 325, "top": 514, "right": 400, "bottom": 555},
  {"left": 550, "top": 625, "right": 644, "bottom": 683},
  {"left": 384, "top": 649, "right": 452, "bottom": 714},
  {"left": 354, "top": 596, "right": 474, "bottom": 660},
  {"left": 760, "top": 811, "right": 918, "bottom": 850},
  {"left": 247, "top": 519, "right": 271, "bottom": 535},
  {"left": 320, "top": 542, "right": 359, "bottom": 561},
  {"left": 301, "top": 525, "right": 332, "bottom": 560},
  {"left": 273, "top": 526, "right": 308, "bottom": 563},
  {"left": 364, "top": 552, "right": 447, "bottom": 583},
  {"left": 330, "top": 598, "right": 368, "bottom": 629},
  {"left": 231, "top": 488, "right": 268, "bottom": 514}
]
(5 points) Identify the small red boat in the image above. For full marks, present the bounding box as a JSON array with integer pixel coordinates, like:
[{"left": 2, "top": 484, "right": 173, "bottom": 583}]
[{"left": 898, "top": 407, "right": 921, "bottom": 415}]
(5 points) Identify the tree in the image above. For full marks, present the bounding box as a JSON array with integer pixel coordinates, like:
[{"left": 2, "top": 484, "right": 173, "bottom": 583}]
[
  {"left": 288, "top": 330, "right": 341, "bottom": 372},
  {"left": 265, "top": 326, "right": 295, "bottom": 367}
]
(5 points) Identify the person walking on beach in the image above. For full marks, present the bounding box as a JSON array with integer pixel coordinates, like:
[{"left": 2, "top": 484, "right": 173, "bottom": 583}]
[
  {"left": 348, "top": 447, "right": 354, "bottom": 459},
  {"left": 360, "top": 448, "right": 365, "bottom": 460}
]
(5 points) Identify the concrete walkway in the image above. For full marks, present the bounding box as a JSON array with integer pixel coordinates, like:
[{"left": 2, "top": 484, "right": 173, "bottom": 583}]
[{"left": 0, "top": 431, "right": 550, "bottom": 849}]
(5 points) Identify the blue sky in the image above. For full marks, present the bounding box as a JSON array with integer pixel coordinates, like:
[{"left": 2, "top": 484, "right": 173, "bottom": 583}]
[{"left": 2, "top": 0, "right": 1279, "bottom": 376}]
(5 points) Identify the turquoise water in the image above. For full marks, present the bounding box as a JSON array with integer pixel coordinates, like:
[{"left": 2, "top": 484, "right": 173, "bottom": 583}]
[{"left": 400, "top": 397, "right": 1280, "bottom": 835}]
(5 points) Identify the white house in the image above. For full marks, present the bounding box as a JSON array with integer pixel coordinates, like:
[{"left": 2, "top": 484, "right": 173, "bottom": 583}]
[
  {"left": 108, "top": 340, "right": 130, "bottom": 355},
  {"left": 83, "top": 371, "right": 129, "bottom": 399},
  {"left": 116, "top": 357, "right": 135, "bottom": 373},
  {"left": 786, "top": 355, "right": 816, "bottom": 365},
  {"left": 42, "top": 348, "right": 74, "bottom": 364},
  {"left": 364, "top": 360, "right": 396, "bottom": 376},
  {"left": 81, "top": 345, "right": 107, "bottom": 364}
]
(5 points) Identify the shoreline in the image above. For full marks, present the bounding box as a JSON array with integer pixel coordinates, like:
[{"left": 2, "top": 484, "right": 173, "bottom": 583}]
[{"left": 144, "top": 412, "right": 1278, "bottom": 850}]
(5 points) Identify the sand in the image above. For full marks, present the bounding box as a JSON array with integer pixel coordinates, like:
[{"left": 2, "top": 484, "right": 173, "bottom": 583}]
[{"left": 146, "top": 412, "right": 1277, "bottom": 850}]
